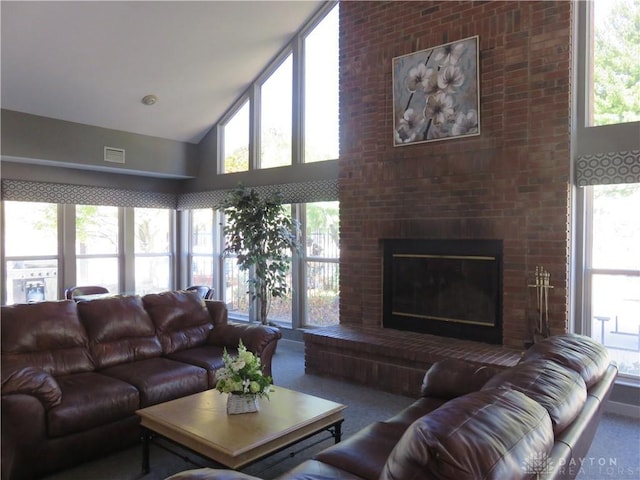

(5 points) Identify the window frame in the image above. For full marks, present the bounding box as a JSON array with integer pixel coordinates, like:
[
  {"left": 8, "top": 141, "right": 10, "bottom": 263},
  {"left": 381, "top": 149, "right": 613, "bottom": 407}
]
[
  {"left": 216, "top": 1, "right": 338, "bottom": 173},
  {"left": 133, "top": 207, "right": 176, "bottom": 295},
  {"left": 301, "top": 2, "right": 340, "bottom": 164},
  {"left": 257, "top": 51, "right": 294, "bottom": 169},
  {"left": 219, "top": 96, "right": 252, "bottom": 174},
  {"left": 74, "top": 204, "right": 120, "bottom": 294},
  {"left": 300, "top": 201, "right": 340, "bottom": 327},
  {"left": 1, "top": 202, "right": 178, "bottom": 303},
  {"left": 573, "top": 0, "right": 640, "bottom": 384},
  {"left": 214, "top": 200, "right": 340, "bottom": 329},
  {"left": 575, "top": 1, "right": 640, "bottom": 159},
  {"left": 186, "top": 208, "right": 216, "bottom": 294}
]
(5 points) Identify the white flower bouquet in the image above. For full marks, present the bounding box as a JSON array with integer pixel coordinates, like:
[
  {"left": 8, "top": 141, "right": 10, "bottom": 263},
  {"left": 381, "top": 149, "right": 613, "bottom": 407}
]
[{"left": 214, "top": 340, "right": 272, "bottom": 399}]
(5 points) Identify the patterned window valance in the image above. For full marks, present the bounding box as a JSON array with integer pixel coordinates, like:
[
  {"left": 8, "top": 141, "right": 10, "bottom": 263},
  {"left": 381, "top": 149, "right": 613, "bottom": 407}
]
[
  {"left": 576, "top": 150, "right": 640, "bottom": 187},
  {"left": 1, "top": 178, "right": 339, "bottom": 210},
  {"left": 1, "top": 180, "right": 177, "bottom": 208},
  {"left": 177, "top": 179, "right": 339, "bottom": 210}
]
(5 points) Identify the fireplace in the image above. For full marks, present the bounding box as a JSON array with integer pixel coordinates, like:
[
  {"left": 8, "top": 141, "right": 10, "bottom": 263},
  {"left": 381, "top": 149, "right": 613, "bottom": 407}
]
[{"left": 382, "top": 239, "right": 503, "bottom": 344}]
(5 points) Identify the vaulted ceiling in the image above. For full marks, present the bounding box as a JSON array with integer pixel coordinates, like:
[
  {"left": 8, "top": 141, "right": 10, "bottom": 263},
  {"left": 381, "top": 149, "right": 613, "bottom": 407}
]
[{"left": 1, "top": 1, "right": 325, "bottom": 145}]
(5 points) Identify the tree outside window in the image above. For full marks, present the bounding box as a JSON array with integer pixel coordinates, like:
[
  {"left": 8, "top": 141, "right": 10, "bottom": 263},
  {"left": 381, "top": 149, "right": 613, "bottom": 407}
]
[{"left": 591, "top": 0, "right": 640, "bottom": 126}]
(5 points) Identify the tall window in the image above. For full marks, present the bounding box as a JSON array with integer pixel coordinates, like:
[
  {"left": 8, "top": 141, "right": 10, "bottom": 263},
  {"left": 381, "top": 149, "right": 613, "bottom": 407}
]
[
  {"left": 214, "top": 200, "right": 339, "bottom": 326},
  {"left": 304, "top": 201, "right": 340, "bottom": 326},
  {"left": 264, "top": 205, "right": 294, "bottom": 324},
  {"left": 212, "top": 3, "right": 340, "bottom": 325},
  {"left": 576, "top": 0, "right": 640, "bottom": 381},
  {"left": 304, "top": 3, "right": 339, "bottom": 162},
  {"left": 590, "top": 0, "right": 640, "bottom": 126},
  {"left": 3, "top": 201, "right": 59, "bottom": 304},
  {"left": 260, "top": 54, "right": 293, "bottom": 168},
  {"left": 134, "top": 208, "right": 172, "bottom": 294},
  {"left": 223, "top": 215, "right": 250, "bottom": 319},
  {"left": 218, "top": 2, "right": 339, "bottom": 171},
  {"left": 189, "top": 208, "right": 215, "bottom": 290},
  {"left": 76, "top": 205, "right": 119, "bottom": 292},
  {"left": 2, "top": 202, "right": 179, "bottom": 303},
  {"left": 586, "top": 185, "right": 640, "bottom": 377},
  {"left": 222, "top": 100, "right": 250, "bottom": 173}
]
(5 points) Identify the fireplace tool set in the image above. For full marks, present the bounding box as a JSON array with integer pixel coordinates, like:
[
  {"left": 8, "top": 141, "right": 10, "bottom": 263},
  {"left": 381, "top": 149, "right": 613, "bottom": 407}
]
[{"left": 528, "top": 266, "right": 553, "bottom": 341}]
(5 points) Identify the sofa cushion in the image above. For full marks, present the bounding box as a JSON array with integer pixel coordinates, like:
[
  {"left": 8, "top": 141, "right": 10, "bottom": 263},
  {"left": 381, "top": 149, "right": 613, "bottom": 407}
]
[
  {"left": 1, "top": 300, "right": 94, "bottom": 376},
  {"left": 381, "top": 388, "right": 554, "bottom": 480},
  {"left": 78, "top": 295, "right": 162, "bottom": 369},
  {"left": 520, "top": 333, "right": 609, "bottom": 388},
  {"left": 167, "top": 345, "right": 229, "bottom": 388},
  {"left": 313, "top": 421, "right": 408, "bottom": 479},
  {"left": 48, "top": 372, "right": 139, "bottom": 437},
  {"left": 99, "top": 357, "right": 208, "bottom": 407},
  {"left": 483, "top": 359, "right": 587, "bottom": 434},
  {"left": 143, "top": 291, "right": 213, "bottom": 354},
  {"left": 420, "top": 358, "right": 502, "bottom": 399}
]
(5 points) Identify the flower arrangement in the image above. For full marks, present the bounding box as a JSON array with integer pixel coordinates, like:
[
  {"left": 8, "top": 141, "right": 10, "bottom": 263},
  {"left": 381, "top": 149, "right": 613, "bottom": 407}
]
[{"left": 215, "top": 340, "right": 272, "bottom": 399}]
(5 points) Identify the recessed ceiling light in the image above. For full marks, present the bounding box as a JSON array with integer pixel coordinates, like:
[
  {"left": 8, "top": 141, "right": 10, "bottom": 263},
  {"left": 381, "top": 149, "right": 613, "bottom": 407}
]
[{"left": 142, "top": 94, "right": 157, "bottom": 106}]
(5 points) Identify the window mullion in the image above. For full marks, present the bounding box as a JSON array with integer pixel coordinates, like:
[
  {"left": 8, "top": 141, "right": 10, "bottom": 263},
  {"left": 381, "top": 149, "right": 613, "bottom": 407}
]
[
  {"left": 292, "top": 35, "right": 304, "bottom": 165},
  {"left": 250, "top": 84, "right": 259, "bottom": 171}
]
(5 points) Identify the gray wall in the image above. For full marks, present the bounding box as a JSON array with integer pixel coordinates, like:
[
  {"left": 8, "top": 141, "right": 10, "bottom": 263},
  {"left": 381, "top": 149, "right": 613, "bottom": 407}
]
[
  {"left": 1, "top": 109, "right": 338, "bottom": 195},
  {"left": 1, "top": 109, "right": 199, "bottom": 182},
  {"left": 1, "top": 161, "right": 179, "bottom": 193}
]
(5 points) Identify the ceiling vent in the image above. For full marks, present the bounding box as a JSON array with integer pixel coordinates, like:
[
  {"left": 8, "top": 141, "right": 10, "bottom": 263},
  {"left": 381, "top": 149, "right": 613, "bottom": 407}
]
[{"left": 104, "top": 147, "right": 125, "bottom": 164}]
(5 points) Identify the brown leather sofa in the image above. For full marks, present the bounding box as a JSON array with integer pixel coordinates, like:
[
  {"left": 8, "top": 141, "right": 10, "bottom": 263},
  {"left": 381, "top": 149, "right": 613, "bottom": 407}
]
[
  {"left": 1, "top": 290, "right": 282, "bottom": 480},
  {"left": 166, "top": 333, "right": 618, "bottom": 480}
]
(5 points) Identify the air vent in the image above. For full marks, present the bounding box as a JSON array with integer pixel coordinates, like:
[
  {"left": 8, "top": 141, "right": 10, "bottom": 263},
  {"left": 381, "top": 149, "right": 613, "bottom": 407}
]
[{"left": 104, "top": 147, "right": 125, "bottom": 164}]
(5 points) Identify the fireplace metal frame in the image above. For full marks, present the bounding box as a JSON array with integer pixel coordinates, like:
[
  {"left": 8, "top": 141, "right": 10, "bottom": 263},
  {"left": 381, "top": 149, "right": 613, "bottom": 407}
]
[{"left": 382, "top": 238, "right": 503, "bottom": 344}]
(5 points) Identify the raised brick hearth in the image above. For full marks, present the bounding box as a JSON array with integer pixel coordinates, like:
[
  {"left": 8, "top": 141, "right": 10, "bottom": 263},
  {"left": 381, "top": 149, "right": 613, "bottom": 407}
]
[{"left": 304, "top": 326, "right": 522, "bottom": 397}]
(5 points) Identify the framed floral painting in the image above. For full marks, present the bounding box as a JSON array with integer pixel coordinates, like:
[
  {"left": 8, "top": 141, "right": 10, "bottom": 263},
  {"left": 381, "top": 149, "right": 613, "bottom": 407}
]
[{"left": 392, "top": 35, "right": 480, "bottom": 146}]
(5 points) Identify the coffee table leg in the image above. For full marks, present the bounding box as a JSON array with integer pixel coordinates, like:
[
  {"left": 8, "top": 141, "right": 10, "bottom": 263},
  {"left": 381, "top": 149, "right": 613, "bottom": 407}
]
[
  {"left": 141, "top": 428, "right": 151, "bottom": 474},
  {"left": 334, "top": 420, "right": 343, "bottom": 443}
]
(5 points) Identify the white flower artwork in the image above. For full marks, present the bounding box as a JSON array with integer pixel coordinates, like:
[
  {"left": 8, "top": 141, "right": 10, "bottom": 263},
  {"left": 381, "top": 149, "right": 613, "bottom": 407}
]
[{"left": 393, "top": 36, "right": 480, "bottom": 146}]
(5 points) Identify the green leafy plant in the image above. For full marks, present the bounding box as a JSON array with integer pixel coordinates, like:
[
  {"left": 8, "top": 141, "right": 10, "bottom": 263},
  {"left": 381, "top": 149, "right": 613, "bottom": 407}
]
[
  {"left": 214, "top": 340, "right": 272, "bottom": 398},
  {"left": 222, "top": 184, "right": 301, "bottom": 325}
]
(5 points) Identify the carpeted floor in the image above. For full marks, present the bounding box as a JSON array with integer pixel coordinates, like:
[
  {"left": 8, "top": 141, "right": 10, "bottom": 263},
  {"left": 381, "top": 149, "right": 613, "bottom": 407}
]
[{"left": 42, "top": 339, "right": 640, "bottom": 480}]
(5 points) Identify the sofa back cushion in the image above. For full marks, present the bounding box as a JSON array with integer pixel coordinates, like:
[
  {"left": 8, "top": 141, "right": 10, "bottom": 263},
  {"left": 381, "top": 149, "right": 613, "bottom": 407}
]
[
  {"left": 143, "top": 290, "right": 213, "bottom": 354},
  {"left": 78, "top": 295, "right": 162, "bottom": 369},
  {"left": 483, "top": 359, "right": 587, "bottom": 435},
  {"left": 520, "top": 333, "right": 609, "bottom": 388},
  {"left": 381, "top": 388, "right": 554, "bottom": 480},
  {"left": 1, "top": 301, "right": 94, "bottom": 376}
]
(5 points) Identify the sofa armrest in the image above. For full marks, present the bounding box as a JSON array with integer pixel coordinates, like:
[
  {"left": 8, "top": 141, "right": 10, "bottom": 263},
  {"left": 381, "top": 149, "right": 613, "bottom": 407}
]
[
  {"left": 204, "top": 300, "right": 229, "bottom": 327},
  {"left": 208, "top": 324, "right": 282, "bottom": 378},
  {"left": 1, "top": 366, "right": 62, "bottom": 409},
  {"left": 421, "top": 358, "right": 503, "bottom": 399},
  {"left": 2, "top": 393, "right": 49, "bottom": 480}
]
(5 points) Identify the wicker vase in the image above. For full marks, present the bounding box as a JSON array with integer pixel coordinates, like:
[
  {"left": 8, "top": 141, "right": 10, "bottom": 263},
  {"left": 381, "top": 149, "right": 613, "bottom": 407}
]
[{"left": 226, "top": 393, "right": 259, "bottom": 414}]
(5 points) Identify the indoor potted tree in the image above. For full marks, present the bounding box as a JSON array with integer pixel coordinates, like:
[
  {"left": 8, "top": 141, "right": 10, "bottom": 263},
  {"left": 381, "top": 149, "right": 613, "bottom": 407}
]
[{"left": 221, "top": 185, "right": 300, "bottom": 325}]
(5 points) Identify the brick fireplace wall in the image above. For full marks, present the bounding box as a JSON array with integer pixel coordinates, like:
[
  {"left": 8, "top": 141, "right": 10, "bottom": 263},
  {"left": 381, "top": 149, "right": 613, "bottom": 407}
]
[{"left": 338, "top": 0, "right": 573, "bottom": 349}]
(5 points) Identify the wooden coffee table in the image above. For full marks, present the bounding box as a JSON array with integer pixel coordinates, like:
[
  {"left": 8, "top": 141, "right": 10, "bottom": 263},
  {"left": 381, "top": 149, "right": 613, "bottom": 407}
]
[{"left": 136, "top": 386, "right": 346, "bottom": 473}]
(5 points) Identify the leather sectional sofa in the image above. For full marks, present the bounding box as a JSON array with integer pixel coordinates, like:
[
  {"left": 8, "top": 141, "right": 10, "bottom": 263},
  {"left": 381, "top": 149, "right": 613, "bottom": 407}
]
[
  {"left": 1, "top": 290, "right": 282, "bottom": 480},
  {"left": 166, "top": 333, "right": 618, "bottom": 480}
]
